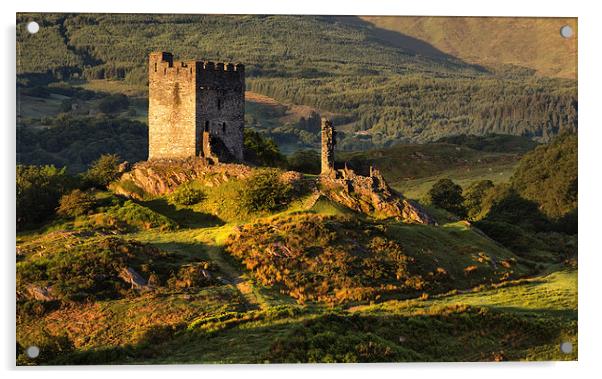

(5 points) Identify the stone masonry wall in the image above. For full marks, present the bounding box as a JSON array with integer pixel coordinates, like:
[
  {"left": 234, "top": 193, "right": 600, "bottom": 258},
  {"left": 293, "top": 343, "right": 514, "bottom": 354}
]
[
  {"left": 321, "top": 118, "right": 336, "bottom": 176},
  {"left": 148, "top": 52, "right": 197, "bottom": 160},
  {"left": 148, "top": 52, "right": 245, "bottom": 162},
  {"left": 196, "top": 61, "right": 245, "bottom": 161}
]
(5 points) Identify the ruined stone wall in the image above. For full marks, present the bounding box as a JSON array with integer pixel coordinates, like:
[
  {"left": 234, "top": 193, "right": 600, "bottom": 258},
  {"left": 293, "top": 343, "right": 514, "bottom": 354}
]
[
  {"left": 321, "top": 118, "right": 336, "bottom": 176},
  {"left": 148, "top": 52, "right": 197, "bottom": 160},
  {"left": 196, "top": 61, "right": 245, "bottom": 161}
]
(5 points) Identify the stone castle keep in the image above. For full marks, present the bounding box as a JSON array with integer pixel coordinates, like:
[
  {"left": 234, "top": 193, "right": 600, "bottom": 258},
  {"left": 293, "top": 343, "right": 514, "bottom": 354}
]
[
  {"left": 142, "top": 52, "right": 433, "bottom": 224},
  {"left": 148, "top": 52, "right": 245, "bottom": 162}
]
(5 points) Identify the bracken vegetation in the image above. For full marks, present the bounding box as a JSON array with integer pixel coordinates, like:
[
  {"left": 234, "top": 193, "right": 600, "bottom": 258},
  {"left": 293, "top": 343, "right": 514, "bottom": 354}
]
[
  {"left": 17, "top": 235, "right": 218, "bottom": 303},
  {"left": 225, "top": 214, "right": 525, "bottom": 305}
]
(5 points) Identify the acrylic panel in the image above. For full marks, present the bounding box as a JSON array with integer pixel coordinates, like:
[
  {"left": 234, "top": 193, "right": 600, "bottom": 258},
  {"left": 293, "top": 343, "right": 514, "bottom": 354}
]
[{"left": 16, "top": 13, "right": 577, "bottom": 365}]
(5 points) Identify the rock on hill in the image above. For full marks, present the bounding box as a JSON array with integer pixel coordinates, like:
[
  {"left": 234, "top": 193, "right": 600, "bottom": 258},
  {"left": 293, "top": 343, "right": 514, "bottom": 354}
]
[
  {"left": 111, "top": 158, "right": 253, "bottom": 199},
  {"left": 112, "top": 158, "right": 435, "bottom": 224}
]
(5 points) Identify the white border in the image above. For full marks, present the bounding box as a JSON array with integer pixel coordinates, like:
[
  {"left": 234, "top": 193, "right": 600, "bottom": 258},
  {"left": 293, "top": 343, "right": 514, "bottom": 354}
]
[{"left": 2, "top": 0, "right": 601, "bottom": 378}]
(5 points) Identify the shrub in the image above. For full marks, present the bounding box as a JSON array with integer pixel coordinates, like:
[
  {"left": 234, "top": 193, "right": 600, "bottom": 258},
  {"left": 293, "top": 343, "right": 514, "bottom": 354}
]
[
  {"left": 17, "top": 237, "right": 179, "bottom": 302},
  {"left": 463, "top": 180, "right": 494, "bottom": 220},
  {"left": 56, "top": 189, "right": 96, "bottom": 217},
  {"left": 16, "top": 164, "right": 73, "bottom": 229},
  {"left": 169, "top": 183, "right": 205, "bottom": 206},
  {"left": 83, "top": 154, "right": 122, "bottom": 188},
  {"left": 554, "top": 208, "right": 577, "bottom": 235},
  {"left": 474, "top": 220, "right": 548, "bottom": 257},
  {"left": 166, "top": 262, "right": 217, "bottom": 289},
  {"left": 426, "top": 178, "right": 466, "bottom": 217},
  {"left": 511, "top": 133, "right": 577, "bottom": 219},
  {"left": 287, "top": 149, "right": 321, "bottom": 174},
  {"left": 243, "top": 129, "right": 287, "bottom": 167},
  {"left": 238, "top": 169, "right": 293, "bottom": 213},
  {"left": 225, "top": 214, "right": 424, "bottom": 304},
  {"left": 98, "top": 94, "right": 129, "bottom": 114},
  {"left": 263, "top": 306, "right": 560, "bottom": 363},
  {"left": 478, "top": 184, "right": 550, "bottom": 232},
  {"left": 16, "top": 332, "right": 74, "bottom": 365}
]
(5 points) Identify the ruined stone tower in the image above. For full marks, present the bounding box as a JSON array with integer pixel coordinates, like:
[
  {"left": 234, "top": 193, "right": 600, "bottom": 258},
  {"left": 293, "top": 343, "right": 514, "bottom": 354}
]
[
  {"left": 321, "top": 118, "right": 336, "bottom": 176},
  {"left": 148, "top": 52, "right": 245, "bottom": 162}
]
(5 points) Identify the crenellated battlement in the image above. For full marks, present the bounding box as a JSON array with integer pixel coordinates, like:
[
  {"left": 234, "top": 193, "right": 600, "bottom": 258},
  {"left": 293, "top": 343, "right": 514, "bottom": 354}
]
[{"left": 149, "top": 51, "right": 244, "bottom": 79}]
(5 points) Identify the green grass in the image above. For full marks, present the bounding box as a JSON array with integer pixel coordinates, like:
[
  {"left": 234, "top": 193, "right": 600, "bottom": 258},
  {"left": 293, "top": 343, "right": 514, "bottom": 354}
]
[
  {"left": 385, "top": 220, "right": 533, "bottom": 281},
  {"left": 356, "top": 269, "right": 576, "bottom": 316},
  {"left": 17, "top": 214, "right": 577, "bottom": 364},
  {"left": 308, "top": 196, "right": 356, "bottom": 217},
  {"left": 394, "top": 161, "right": 518, "bottom": 200}
]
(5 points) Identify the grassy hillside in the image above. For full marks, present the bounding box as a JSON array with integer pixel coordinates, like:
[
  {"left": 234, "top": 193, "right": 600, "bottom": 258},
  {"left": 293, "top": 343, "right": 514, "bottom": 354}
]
[
  {"left": 358, "top": 16, "right": 577, "bottom": 79},
  {"left": 16, "top": 134, "right": 578, "bottom": 364},
  {"left": 16, "top": 185, "right": 576, "bottom": 363}
]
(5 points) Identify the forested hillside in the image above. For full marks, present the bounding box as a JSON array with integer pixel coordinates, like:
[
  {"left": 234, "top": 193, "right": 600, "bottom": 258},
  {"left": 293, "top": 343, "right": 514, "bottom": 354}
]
[{"left": 17, "top": 13, "right": 577, "bottom": 151}]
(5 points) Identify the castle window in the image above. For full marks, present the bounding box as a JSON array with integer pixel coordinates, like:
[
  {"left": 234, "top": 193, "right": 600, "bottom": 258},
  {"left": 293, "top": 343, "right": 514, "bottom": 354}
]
[
  {"left": 154, "top": 63, "right": 157, "bottom": 72},
  {"left": 217, "top": 99, "right": 222, "bottom": 110},
  {"left": 222, "top": 122, "right": 226, "bottom": 133}
]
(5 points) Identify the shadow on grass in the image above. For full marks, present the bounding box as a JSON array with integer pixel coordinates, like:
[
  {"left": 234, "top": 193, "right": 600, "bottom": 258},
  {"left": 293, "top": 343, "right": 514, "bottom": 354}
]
[
  {"left": 46, "top": 303, "right": 575, "bottom": 365},
  {"left": 141, "top": 198, "right": 224, "bottom": 228}
]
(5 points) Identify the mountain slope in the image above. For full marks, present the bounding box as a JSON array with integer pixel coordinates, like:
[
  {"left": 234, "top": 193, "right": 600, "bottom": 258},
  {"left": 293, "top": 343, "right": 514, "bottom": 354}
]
[
  {"left": 17, "top": 14, "right": 475, "bottom": 79},
  {"left": 358, "top": 16, "right": 577, "bottom": 79}
]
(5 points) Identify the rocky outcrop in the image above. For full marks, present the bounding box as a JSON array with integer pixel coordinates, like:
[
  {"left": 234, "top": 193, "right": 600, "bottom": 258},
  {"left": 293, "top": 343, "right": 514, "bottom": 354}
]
[
  {"left": 25, "top": 284, "right": 55, "bottom": 301},
  {"left": 319, "top": 166, "right": 436, "bottom": 225},
  {"left": 111, "top": 157, "right": 253, "bottom": 199},
  {"left": 111, "top": 157, "right": 434, "bottom": 225},
  {"left": 118, "top": 267, "right": 149, "bottom": 290}
]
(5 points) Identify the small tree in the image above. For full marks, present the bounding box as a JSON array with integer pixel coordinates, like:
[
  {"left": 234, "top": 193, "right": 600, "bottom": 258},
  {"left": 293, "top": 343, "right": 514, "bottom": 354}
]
[
  {"left": 239, "top": 169, "right": 292, "bottom": 212},
  {"left": 287, "top": 149, "right": 321, "bottom": 174},
  {"left": 243, "top": 129, "right": 287, "bottom": 167},
  {"left": 169, "top": 183, "right": 205, "bottom": 206},
  {"left": 463, "top": 180, "right": 494, "bottom": 220},
  {"left": 427, "top": 178, "right": 466, "bottom": 216},
  {"left": 83, "top": 154, "right": 122, "bottom": 188},
  {"left": 98, "top": 94, "right": 129, "bottom": 114},
  {"left": 16, "top": 164, "right": 73, "bottom": 229},
  {"left": 478, "top": 184, "right": 549, "bottom": 232},
  {"left": 57, "top": 189, "right": 96, "bottom": 217}
]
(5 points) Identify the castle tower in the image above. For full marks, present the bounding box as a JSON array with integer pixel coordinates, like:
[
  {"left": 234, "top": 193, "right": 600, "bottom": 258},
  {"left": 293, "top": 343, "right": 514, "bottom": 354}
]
[
  {"left": 148, "top": 52, "right": 245, "bottom": 162},
  {"left": 321, "top": 118, "right": 336, "bottom": 176}
]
